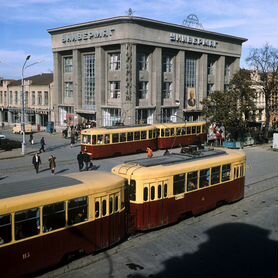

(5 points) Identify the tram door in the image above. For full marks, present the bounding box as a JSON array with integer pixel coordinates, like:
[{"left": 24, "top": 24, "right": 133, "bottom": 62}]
[{"left": 143, "top": 180, "right": 168, "bottom": 229}]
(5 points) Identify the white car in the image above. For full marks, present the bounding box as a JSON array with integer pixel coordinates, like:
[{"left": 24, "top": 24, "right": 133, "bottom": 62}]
[{"left": 0, "top": 134, "right": 6, "bottom": 139}]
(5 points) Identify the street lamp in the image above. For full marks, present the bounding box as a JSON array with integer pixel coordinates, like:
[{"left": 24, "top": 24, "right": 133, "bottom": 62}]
[{"left": 21, "top": 55, "right": 31, "bottom": 155}]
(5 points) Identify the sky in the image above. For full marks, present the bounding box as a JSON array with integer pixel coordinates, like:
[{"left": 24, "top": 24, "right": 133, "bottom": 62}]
[{"left": 0, "top": 0, "right": 278, "bottom": 80}]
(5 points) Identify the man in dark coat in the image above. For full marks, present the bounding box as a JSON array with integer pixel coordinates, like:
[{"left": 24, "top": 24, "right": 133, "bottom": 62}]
[
  {"left": 39, "top": 137, "right": 46, "bottom": 153},
  {"left": 32, "top": 153, "right": 41, "bottom": 174},
  {"left": 77, "top": 151, "right": 84, "bottom": 171},
  {"left": 83, "top": 152, "right": 91, "bottom": 171}
]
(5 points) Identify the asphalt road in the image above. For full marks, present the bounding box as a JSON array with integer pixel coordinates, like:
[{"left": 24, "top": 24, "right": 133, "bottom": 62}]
[{"left": 0, "top": 129, "right": 277, "bottom": 277}]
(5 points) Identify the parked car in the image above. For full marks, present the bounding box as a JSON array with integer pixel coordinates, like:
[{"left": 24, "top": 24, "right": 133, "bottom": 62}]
[
  {"left": 0, "top": 134, "right": 6, "bottom": 139},
  {"left": 12, "top": 124, "right": 32, "bottom": 134}
]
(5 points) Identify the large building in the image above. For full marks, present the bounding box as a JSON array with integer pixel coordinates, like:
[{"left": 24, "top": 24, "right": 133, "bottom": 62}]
[
  {"left": 0, "top": 74, "right": 53, "bottom": 128},
  {"left": 48, "top": 16, "right": 247, "bottom": 127}
]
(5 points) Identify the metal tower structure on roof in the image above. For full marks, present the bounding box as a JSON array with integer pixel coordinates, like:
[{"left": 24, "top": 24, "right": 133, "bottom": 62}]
[{"left": 183, "top": 14, "right": 204, "bottom": 29}]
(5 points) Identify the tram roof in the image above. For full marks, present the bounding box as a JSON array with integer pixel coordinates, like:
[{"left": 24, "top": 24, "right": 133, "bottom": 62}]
[
  {"left": 154, "top": 121, "right": 206, "bottom": 129},
  {"left": 0, "top": 171, "right": 124, "bottom": 213},
  {"left": 112, "top": 148, "right": 246, "bottom": 179}
]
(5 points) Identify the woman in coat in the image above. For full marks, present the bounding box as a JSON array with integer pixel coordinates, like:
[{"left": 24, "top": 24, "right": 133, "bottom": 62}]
[{"left": 48, "top": 155, "right": 56, "bottom": 175}]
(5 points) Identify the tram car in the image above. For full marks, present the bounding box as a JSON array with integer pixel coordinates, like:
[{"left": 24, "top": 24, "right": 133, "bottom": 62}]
[
  {"left": 154, "top": 121, "right": 206, "bottom": 149},
  {"left": 80, "top": 121, "right": 206, "bottom": 159},
  {"left": 0, "top": 172, "right": 126, "bottom": 278},
  {"left": 112, "top": 147, "right": 246, "bottom": 231},
  {"left": 81, "top": 125, "right": 157, "bottom": 159}
]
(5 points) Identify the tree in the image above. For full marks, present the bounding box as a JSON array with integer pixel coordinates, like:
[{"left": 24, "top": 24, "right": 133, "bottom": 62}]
[
  {"left": 202, "top": 69, "right": 256, "bottom": 141},
  {"left": 246, "top": 43, "right": 278, "bottom": 138}
]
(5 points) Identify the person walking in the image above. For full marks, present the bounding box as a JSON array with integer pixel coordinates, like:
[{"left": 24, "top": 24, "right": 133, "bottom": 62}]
[
  {"left": 32, "top": 153, "right": 41, "bottom": 174},
  {"left": 29, "top": 132, "right": 34, "bottom": 144},
  {"left": 146, "top": 146, "right": 153, "bottom": 158},
  {"left": 83, "top": 152, "right": 91, "bottom": 171},
  {"left": 70, "top": 134, "right": 75, "bottom": 147},
  {"left": 39, "top": 137, "right": 46, "bottom": 153},
  {"left": 77, "top": 151, "right": 84, "bottom": 171},
  {"left": 48, "top": 155, "right": 56, "bottom": 175}
]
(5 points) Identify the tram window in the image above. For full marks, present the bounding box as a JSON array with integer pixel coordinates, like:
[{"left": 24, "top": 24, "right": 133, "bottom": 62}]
[
  {"left": 92, "top": 135, "right": 96, "bottom": 145},
  {"left": 211, "top": 166, "right": 221, "bottom": 185},
  {"left": 181, "top": 128, "right": 186, "bottom": 135},
  {"left": 171, "top": 128, "right": 175, "bottom": 136},
  {"left": 165, "top": 128, "right": 170, "bottom": 137},
  {"left": 102, "top": 200, "right": 107, "bottom": 216},
  {"left": 174, "top": 173, "right": 185, "bottom": 195},
  {"left": 104, "top": 134, "right": 110, "bottom": 144},
  {"left": 120, "top": 133, "right": 126, "bottom": 142},
  {"left": 158, "top": 184, "right": 162, "bottom": 199},
  {"left": 176, "top": 128, "right": 181, "bottom": 136},
  {"left": 187, "top": 127, "right": 192, "bottom": 135},
  {"left": 187, "top": 171, "right": 198, "bottom": 191},
  {"left": 0, "top": 214, "right": 11, "bottom": 245},
  {"left": 222, "top": 164, "right": 231, "bottom": 182},
  {"left": 129, "top": 180, "right": 136, "bottom": 201},
  {"left": 95, "top": 202, "right": 100, "bottom": 218},
  {"left": 109, "top": 196, "right": 114, "bottom": 214},
  {"left": 127, "top": 132, "right": 134, "bottom": 141},
  {"left": 151, "top": 186, "right": 155, "bottom": 200},
  {"left": 197, "top": 126, "right": 201, "bottom": 134},
  {"left": 112, "top": 133, "right": 119, "bottom": 143},
  {"left": 82, "top": 134, "right": 91, "bottom": 144},
  {"left": 239, "top": 165, "right": 244, "bottom": 177},
  {"left": 199, "top": 169, "right": 210, "bottom": 188},
  {"left": 141, "top": 131, "right": 147, "bottom": 140},
  {"left": 15, "top": 208, "right": 40, "bottom": 240},
  {"left": 164, "top": 184, "right": 168, "bottom": 197},
  {"left": 115, "top": 195, "right": 119, "bottom": 212},
  {"left": 143, "top": 187, "right": 148, "bottom": 201},
  {"left": 97, "top": 135, "right": 103, "bottom": 144},
  {"left": 192, "top": 126, "right": 196, "bottom": 134},
  {"left": 148, "top": 130, "right": 153, "bottom": 139},
  {"left": 134, "top": 131, "right": 140, "bottom": 140},
  {"left": 68, "top": 197, "right": 88, "bottom": 225},
  {"left": 43, "top": 202, "right": 65, "bottom": 232},
  {"left": 156, "top": 129, "right": 160, "bottom": 137},
  {"left": 161, "top": 129, "right": 165, "bottom": 137}
]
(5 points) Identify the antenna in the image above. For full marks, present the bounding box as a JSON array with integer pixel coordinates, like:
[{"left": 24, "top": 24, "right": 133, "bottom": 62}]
[{"left": 183, "top": 14, "right": 204, "bottom": 29}]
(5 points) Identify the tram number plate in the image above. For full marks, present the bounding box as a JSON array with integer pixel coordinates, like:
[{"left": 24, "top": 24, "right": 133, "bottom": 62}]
[{"left": 22, "top": 252, "right": 31, "bottom": 260}]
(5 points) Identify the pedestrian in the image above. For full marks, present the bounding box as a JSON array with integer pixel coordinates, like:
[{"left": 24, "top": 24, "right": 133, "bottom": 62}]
[
  {"left": 146, "top": 146, "right": 153, "bottom": 158},
  {"left": 32, "top": 153, "right": 41, "bottom": 174},
  {"left": 29, "top": 132, "right": 34, "bottom": 144},
  {"left": 70, "top": 134, "right": 75, "bottom": 147},
  {"left": 83, "top": 151, "right": 91, "bottom": 171},
  {"left": 77, "top": 151, "right": 84, "bottom": 171},
  {"left": 163, "top": 149, "right": 170, "bottom": 156},
  {"left": 48, "top": 155, "right": 56, "bottom": 175},
  {"left": 39, "top": 137, "right": 46, "bottom": 153}
]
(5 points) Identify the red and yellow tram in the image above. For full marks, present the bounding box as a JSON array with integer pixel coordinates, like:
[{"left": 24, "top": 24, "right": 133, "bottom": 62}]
[
  {"left": 80, "top": 121, "right": 207, "bottom": 159},
  {"left": 155, "top": 121, "right": 206, "bottom": 149},
  {"left": 0, "top": 172, "right": 126, "bottom": 278},
  {"left": 81, "top": 125, "right": 157, "bottom": 159},
  {"left": 112, "top": 148, "right": 246, "bottom": 231}
]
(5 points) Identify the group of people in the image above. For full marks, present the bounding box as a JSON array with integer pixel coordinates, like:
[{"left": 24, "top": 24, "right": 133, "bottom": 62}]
[
  {"left": 77, "top": 151, "right": 93, "bottom": 171},
  {"left": 32, "top": 153, "right": 56, "bottom": 175}
]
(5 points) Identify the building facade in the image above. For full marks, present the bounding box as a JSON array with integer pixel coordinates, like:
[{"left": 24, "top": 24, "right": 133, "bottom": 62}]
[
  {"left": 0, "top": 73, "right": 53, "bottom": 128},
  {"left": 48, "top": 16, "right": 247, "bottom": 127}
]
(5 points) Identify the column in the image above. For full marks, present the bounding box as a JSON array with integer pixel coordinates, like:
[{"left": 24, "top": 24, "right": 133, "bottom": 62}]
[
  {"left": 175, "top": 50, "right": 185, "bottom": 119},
  {"left": 215, "top": 56, "right": 225, "bottom": 91},
  {"left": 53, "top": 52, "right": 62, "bottom": 126},
  {"left": 73, "top": 49, "right": 82, "bottom": 114},
  {"left": 198, "top": 53, "right": 208, "bottom": 109}
]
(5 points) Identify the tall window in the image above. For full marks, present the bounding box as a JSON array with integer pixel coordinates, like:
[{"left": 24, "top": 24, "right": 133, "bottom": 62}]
[
  {"left": 185, "top": 56, "right": 197, "bottom": 88},
  {"left": 0, "top": 91, "right": 2, "bottom": 104},
  {"left": 9, "top": 91, "right": 12, "bottom": 105},
  {"left": 44, "top": 91, "right": 48, "bottom": 105},
  {"left": 14, "top": 91, "right": 18, "bottom": 105},
  {"left": 138, "top": 53, "right": 149, "bottom": 71},
  {"left": 208, "top": 61, "right": 214, "bottom": 75},
  {"left": 109, "top": 53, "right": 121, "bottom": 71},
  {"left": 162, "top": 82, "right": 173, "bottom": 99},
  {"left": 64, "top": 82, "right": 73, "bottom": 98},
  {"left": 102, "top": 108, "right": 121, "bottom": 126},
  {"left": 163, "top": 55, "right": 173, "bottom": 72},
  {"left": 138, "top": 81, "right": 148, "bottom": 99},
  {"left": 83, "top": 54, "right": 96, "bottom": 109},
  {"left": 110, "top": 81, "right": 121, "bottom": 99},
  {"left": 207, "top": 84, "right": 214, "bottom": 96},
  {"left": 25, "top": 91, "right": 28, "bottom": 106},
  {"left": 64, "top": 56, "right": 73, "bottom": 73},
  {"left": 32, "top": 92, "right": 35, "bottom": 105},
  {"left": 38, "top": 91, "right": 42, "bottom": 105}
]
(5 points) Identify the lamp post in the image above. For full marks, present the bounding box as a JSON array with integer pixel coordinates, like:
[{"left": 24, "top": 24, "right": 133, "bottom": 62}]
[{"left": 21, "top": 55, "right": 31, "bottom": 155}]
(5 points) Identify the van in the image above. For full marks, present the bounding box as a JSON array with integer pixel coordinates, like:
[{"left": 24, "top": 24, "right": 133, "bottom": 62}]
[{"left": 12, "top": 124, "right": 33, "bottom": 134}]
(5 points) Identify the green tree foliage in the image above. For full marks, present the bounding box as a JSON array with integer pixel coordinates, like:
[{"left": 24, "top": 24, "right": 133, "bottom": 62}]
[
  {"left": 246, "top": 43, "right": 278, "bottom": 137},
  {"left": 202, "top": 69, "right": 256, "bottom": 141}
]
